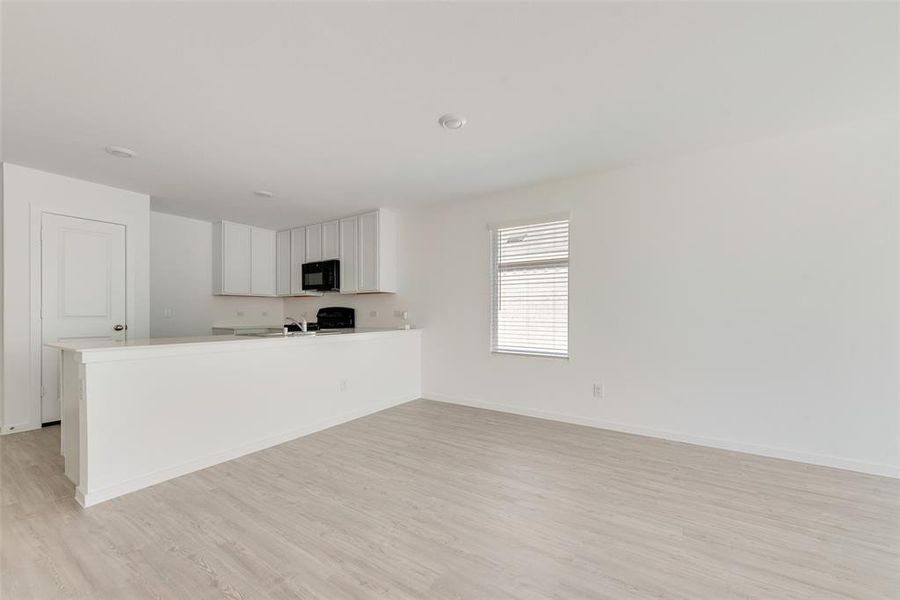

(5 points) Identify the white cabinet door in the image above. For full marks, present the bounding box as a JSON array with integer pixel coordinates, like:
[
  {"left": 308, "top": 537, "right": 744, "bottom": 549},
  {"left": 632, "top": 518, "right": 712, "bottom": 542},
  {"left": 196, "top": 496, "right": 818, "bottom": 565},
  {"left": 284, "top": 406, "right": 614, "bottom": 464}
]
[
  {"left": 305, "top": 223, "right": 323, "bottom": 262},
  {"left": 358, "top": 211, "right": 379, "bottom": 292},
  {"left": 376, "top": 209, "right": 398, "bottom": 293},
  {"left": 275, "top": 230, "right": 291, "bottom": 296},
  {"left": 322, "top": 220, "right": 340, "bottom": 260},
  {"left": 221, "top": 222, "right": 251, "bottom": 295},
  {"left": 290, "top": 227, "right": 306, "bottom": 294},
  {"left": 250, "top": 227, "right": 276, "bottom": 296},
  {"left": 339, "top": 216, "right": 358, "bottom": 293}
]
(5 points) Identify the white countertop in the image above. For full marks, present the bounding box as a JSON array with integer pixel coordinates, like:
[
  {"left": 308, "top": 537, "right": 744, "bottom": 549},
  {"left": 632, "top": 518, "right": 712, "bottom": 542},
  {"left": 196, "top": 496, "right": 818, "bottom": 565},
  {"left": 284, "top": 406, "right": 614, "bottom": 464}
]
[
  {"left": 47, "top": 328, "right": 419, "bottom": 359},
  {"left": 211, "top": 324, "right": 285, "bottom": 330}
]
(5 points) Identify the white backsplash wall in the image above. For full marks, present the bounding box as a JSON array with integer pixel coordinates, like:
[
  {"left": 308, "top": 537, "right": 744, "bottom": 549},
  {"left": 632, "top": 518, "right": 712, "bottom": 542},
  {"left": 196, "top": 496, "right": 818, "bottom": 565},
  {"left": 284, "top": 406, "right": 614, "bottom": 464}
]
[
  {"left": 284, "top": 294, "right": 412, "bottom": 329},
  {"left": 208, "top": 297, "right": 285, "bottom": 329},
  {"left": 150, "top": 212, "right": 284, "bottom": 337}
]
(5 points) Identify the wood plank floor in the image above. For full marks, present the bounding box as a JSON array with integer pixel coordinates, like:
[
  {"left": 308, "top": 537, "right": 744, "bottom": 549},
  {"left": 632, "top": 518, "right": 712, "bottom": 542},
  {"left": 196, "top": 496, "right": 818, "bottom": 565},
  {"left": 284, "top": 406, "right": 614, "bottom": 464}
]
[{"left": 2, "top": 400, "right": 898, "bottom": 599}]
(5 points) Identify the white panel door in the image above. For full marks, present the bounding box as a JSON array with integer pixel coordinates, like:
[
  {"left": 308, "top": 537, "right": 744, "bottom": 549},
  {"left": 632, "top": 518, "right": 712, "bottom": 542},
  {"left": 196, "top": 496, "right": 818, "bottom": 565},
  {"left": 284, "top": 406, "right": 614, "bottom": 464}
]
[
  {"left": 322, "top": 220, "right": 340, "bottom": 260},
  {"left": 250, "top": 227, "right": 276, "bottom": 296},
  {"left": 222, "top": 221, "right": 251, "bottom": 294},
  {"left": 358, "top": 211, "right": 379, "bottom": 292},
  {"left": 276, "top": 230, "right": 291, "bottom": 296},
  {"left": 339, "top": 216, "right": 358, "bottom": 293},
  {"left": 305, "top": 223, "right": 323, "bottom": 262},
  {"left": 41, "top": 213, "right": 126, "bottom": 423},
  {"left": 290, "top": 227, "right": 306, "bottom": 294}
]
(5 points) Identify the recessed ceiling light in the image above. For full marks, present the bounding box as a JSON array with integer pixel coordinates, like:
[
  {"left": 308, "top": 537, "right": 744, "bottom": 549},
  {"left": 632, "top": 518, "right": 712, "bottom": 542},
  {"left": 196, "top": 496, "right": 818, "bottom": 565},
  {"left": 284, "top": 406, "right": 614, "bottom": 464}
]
[
  {"left": 438, "top": 114, "right": 467, "bottom": 130},
  {"left": 105, "top": 145, "right": 137, "bottom": 158},
  {"left": 254, "top": 190, "right": 274, "bottom": 198}
]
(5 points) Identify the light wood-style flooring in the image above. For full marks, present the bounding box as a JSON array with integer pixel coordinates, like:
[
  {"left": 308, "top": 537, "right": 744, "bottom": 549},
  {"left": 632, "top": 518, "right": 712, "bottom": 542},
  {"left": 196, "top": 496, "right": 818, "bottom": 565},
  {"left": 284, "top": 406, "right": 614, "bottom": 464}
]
[{"left": 2, "top": 400, "right": 898, "bottom": 599}]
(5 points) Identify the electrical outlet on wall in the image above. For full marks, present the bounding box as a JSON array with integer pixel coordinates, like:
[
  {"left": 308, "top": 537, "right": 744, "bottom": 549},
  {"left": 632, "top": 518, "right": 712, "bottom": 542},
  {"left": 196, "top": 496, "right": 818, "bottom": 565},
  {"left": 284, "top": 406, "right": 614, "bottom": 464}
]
[
  {"left": 593, "top": 383, "right": 603, "bottom": 399},
  {"left": 236, "top": 311, "right": 245, "bottom": 317},
  {"left": 163, "top": 307, "right": 174, "bottom": 319},
  {"left": 369, "top": 310, "right": 378, "bottom": 318},
  {"left": 339, "top": 379, "right": 348, "bottom": 392},
  {"left": 261, "top": 311, "right": 269, "bottom": 317}
]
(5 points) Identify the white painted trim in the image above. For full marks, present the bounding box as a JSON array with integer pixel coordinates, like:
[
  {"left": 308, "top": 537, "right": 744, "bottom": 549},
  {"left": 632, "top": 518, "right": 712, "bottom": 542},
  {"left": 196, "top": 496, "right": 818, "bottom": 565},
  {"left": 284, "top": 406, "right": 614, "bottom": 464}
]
[
  {"left": 32, "top": 209, "right": 132, "bottom": 425},
  {"left": 425, "top": 393, "right": 900, "bottom": 479},
  {"left": 27, "top": 206, "right": 43, "bottom": 431},
  {"left": 78, "top": 395, "right": 416, "bottom": 507},
  {"left": 0, "top": 422, "right": 41, "bottom": 435}
]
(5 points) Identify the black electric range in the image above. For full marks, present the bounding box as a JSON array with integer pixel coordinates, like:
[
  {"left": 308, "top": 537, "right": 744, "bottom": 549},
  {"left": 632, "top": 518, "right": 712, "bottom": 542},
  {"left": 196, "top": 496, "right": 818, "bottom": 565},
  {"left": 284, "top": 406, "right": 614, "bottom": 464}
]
[{"left": 287, "top": 306, "right": 355, "bottom": 332}]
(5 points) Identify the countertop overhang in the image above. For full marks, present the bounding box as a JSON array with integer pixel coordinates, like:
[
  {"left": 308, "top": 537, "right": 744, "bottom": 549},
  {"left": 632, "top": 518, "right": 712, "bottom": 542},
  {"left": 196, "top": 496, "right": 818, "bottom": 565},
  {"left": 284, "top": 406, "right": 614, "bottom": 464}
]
[{"left": 47, "top": 328, "right": 421, "bottom": 363}]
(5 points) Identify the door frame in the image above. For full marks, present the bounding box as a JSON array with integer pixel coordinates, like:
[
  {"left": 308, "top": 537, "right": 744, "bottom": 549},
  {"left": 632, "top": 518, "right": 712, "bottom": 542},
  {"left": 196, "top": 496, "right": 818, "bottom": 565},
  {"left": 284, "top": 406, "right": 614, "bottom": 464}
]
[{"left": 31, "top": 209, "right": 130, "bottom": 425}]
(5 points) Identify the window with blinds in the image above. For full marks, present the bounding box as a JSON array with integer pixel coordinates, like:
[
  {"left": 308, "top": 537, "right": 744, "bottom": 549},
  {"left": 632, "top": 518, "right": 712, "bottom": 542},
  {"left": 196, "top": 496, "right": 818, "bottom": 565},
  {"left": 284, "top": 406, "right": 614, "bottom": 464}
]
[{"left": 491, "top": 218, "right": 569, "bottom": 358}]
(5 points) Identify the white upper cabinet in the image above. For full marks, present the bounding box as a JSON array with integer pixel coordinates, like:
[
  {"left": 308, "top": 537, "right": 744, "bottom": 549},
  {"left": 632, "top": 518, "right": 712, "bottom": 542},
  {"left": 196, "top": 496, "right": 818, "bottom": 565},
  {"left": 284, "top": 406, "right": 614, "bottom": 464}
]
[
  {"left": 275, "top": 229, "right": 291, "bottom": 296},
  {"left": 357, "top": 209, "right": 398, "bottom": 293},
  {"left": 358, "top": 211, "right": 379, "bottom": 292},
  {"left": 339, "top": 216, "right": 358, "bottom": 293},
  {"left": 214, "top": 222, "right": 277, "bottom": 296},
  {"left": 271, "top": 208, "right": 397, "bottom": 297},
  {"left": 250, "top": 227, "right": 276, "bottom": 296},
  {"left": 213, "top": 221, "right": 251, "bottom": 295},
  {"left": 305, "top": 223, "right": 323, "bottom": 262},
  {"left": 322, "top": 220, "right": 340, "bottom": 260},
  {"left": 289, "top": 227, "right": 306, "bottom": 295}
]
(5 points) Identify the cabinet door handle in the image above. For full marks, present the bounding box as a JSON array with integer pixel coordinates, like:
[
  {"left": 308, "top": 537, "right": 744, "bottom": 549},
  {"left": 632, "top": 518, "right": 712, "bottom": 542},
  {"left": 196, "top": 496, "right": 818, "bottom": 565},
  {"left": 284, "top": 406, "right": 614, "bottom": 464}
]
[{"left": 113, "top": 324, "right": 126, "bottom": 332}]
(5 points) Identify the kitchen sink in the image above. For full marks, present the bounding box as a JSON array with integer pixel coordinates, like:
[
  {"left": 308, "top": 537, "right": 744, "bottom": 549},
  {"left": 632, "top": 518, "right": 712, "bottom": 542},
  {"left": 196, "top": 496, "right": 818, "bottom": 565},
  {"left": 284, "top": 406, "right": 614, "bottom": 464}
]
[{"left": 244, "top": 331, "right": 316, "bottom": 338}]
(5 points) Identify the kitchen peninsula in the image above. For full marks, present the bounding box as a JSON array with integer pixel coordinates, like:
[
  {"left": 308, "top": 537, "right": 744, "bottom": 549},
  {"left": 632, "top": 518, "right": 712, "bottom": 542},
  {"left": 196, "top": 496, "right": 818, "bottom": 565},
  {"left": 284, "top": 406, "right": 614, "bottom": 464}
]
[{"left": 48, "top": 328, "right": 422, "bottom": 507}]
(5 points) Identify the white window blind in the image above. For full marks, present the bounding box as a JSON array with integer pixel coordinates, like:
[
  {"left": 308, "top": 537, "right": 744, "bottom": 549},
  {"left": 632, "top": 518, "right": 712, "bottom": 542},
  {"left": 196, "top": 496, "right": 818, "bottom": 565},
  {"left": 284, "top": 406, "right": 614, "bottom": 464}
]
[{"left": 491, "top": 218, "right": 569, "bottom": 358}]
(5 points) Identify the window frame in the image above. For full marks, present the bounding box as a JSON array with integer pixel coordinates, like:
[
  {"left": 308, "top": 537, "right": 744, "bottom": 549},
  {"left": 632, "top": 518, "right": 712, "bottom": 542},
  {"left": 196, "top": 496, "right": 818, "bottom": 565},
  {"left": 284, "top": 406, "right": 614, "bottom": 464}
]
[{"left": 489, "top": 215, "right": 570, "bottom": 359}]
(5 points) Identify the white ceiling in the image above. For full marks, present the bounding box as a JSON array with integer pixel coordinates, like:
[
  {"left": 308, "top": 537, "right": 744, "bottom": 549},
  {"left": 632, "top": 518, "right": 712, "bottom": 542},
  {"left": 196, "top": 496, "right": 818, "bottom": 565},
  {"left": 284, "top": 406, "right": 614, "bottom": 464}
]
[{"left": 3, "top": 2, "right": 897, "bottom": 229}]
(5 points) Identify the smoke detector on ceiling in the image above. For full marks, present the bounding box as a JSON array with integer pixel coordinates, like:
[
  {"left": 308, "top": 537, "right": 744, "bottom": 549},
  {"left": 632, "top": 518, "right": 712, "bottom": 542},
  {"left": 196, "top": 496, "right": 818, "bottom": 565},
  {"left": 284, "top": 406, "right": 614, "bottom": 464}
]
[{"left": 438, "top": 114, "right": 467, "bottom": 130}]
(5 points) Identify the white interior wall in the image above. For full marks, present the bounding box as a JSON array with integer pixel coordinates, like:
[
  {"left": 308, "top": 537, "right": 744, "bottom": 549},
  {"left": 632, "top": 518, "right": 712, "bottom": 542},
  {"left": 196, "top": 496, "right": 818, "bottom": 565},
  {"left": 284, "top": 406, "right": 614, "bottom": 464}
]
[
  {"left": 1, "top": 163, "right": 150, "bottom": 433},
  {"left": 149, "top": 211, "right": 284, "bottom": 337},
  {"left": 416, "top": 115, "right": 900, "bottom": 477}
]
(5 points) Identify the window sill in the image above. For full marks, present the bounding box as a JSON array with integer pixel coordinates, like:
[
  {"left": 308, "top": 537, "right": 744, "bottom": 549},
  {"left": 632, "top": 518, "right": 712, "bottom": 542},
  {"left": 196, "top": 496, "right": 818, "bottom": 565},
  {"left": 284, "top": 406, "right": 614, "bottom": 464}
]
[{"left": 491, "top": 350, "right": 569, "bottom": 360}]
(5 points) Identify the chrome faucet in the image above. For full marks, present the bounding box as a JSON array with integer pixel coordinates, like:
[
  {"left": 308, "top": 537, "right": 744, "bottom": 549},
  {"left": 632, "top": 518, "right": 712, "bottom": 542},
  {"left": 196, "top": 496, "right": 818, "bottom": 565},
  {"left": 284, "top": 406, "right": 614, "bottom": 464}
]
[{"left": 284, "top": 316, "right": 307, "bottom": 334}]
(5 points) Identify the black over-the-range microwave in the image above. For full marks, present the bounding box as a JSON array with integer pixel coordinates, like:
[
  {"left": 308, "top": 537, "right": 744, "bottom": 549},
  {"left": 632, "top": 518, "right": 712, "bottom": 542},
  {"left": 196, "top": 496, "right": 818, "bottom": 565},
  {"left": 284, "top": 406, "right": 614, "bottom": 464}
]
[{"left": 302, "top": 259, "right": 340, "bottom": 292}]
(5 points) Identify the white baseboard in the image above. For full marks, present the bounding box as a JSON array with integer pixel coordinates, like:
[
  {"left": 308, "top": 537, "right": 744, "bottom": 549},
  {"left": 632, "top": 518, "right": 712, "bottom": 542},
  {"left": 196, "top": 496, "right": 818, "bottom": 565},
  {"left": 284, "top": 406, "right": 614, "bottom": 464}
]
[
  {"left": 425, "top": 393, "right": 900, "bottom": 479},
  {"left": 1, "top": 421, "right": 42, "bottom": 435},
  {"left": 79, "top": 395, "right": 416, "bottom": 507}
]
